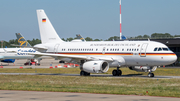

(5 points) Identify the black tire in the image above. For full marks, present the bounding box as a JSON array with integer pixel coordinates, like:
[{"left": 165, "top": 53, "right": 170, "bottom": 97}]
[
  {"left": 117, "top": 70, "right": 122, "bottom": 76},
  {"left": 87, "top": 73, "right": 90, "bottom": 76},
  {"left": 80, "top": 71, "right": 90, "bottom": 76},
  {"left": 151, "top": 73, "right": 154, "bottom": 77},
  {"left": 80, "top": 71, "right": 84, "bottom": 76},
  {"left": 112, "top": 70, "right": 117, "bottom": 76},
  {"left": 59, "top": 61, "right": 65, "bottom": 63},
  {"left": 148, "top": 73, "right": 154, "bottom": 77}
]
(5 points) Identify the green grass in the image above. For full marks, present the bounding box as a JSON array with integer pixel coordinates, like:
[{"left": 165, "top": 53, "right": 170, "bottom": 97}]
[
  {"left": 0, "top": 75, "right": 180, "bottom": 97},
  {"left": 0, "top": 67, "right": 180, "bottom": 76},
  {"left": 0, "top": 67, "right": 180, "bottom": 97}
]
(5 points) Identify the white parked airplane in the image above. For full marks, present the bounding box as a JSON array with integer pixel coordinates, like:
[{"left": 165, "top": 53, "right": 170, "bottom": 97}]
[
  {"left": 32, "top": 9, "right": 177, "bottom": 77},
  {"left": 0, "top": 33, "right": 42, "bottom": 64},
  {"left": 0, "top": 48, "right": 36, "bottom": 60}
]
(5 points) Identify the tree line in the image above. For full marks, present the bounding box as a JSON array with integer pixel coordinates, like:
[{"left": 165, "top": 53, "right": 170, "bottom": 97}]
[{"left": 1, "top": 33, "right": 180, "bottom": 48}]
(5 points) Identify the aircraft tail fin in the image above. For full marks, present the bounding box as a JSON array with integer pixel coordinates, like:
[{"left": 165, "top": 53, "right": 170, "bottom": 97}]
[
  {"left": 76, "top": 34, "right": 86, "bottom": 42},
  {"left": 36, "top": 9, "right": 63, "bottom": 44},
  {"left": 121, "top": 35, "right": 127, "bottom": 40},
  {"left": 15, "top": 33, "right": 32, "bottom": 47}
]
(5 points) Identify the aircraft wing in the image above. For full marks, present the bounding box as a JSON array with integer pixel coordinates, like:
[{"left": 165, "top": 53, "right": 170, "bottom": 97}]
[
  {"left": 3, "top": 48, "right": 17, "bottom": 53},
  {"left": 10, "top": 44, "right": 33, "bottom": 48},
  {"left": 29, "top": 52, "right": 114, "bottom": 62}
]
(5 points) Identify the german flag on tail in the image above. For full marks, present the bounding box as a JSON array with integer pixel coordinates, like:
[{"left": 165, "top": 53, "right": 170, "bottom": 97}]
[{"left": 42, "top": 18, "right": 46, "bottom": 22}]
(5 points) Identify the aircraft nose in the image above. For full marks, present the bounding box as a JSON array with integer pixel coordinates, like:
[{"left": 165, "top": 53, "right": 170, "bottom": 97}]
[{"left": 170, "top": 53, "right": 177, "bottom": 63}]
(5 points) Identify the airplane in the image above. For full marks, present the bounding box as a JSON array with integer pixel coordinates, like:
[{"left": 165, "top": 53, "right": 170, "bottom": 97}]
[
  {"left": 0, "top": 48, "right": 35, "bottom": 60},
  {"left": 0, "top": 33, "right": 42, "bottom": 64},
  {"left": 31, "top": 9, "right": 177, "bottom": 77},
  {"left": 0, "top": 46, "right": 15, "bottom": 63}
]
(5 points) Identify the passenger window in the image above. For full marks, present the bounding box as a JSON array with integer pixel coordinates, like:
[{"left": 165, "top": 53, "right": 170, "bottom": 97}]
[
  {"left": 154, "top": 48, "right": 158, "bottom": 51},
  {"left": 158, "top": 48, "right": 162, "bottom": 51}
]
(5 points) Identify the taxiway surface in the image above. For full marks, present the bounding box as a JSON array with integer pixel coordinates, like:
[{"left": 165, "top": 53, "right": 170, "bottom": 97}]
[{"left": 0, "top": 90, "right": 180, "bottom": 101}]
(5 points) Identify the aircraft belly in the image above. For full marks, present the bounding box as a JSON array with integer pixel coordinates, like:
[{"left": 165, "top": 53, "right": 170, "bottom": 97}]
[
  {"left": 124, "top": 56, "right": 136, "bottom": 66},
  {"left": 125, "top": 55, "right": 152, "bottom": 66},
  {"left": 3, "top": 55, "right": 33, "bottom": 59}
]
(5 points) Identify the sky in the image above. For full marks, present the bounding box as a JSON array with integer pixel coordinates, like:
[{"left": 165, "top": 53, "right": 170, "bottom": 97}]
[{"left": 0, "top": 0, "right": 180, "bottom": 41}]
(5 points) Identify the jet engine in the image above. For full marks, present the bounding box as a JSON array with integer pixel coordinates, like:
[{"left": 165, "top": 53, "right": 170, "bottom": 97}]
[
  {"left": 82, "top": 61, "right": 109, "bottom": 73},
  {"left": 129, "top": 66, "right": 157, "bottom": 72}
]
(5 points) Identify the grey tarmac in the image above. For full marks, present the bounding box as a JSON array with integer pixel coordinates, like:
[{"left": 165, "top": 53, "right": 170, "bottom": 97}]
[
  {"left": 0, "top": 90, "right": 179, "bottom": 101},
  {"left": 1, "top": 73, "right": 180, "bottom": 79}
]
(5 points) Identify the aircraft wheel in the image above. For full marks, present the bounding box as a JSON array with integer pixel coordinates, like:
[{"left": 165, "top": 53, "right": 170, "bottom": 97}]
[
  {"left": 112, "top": 70, "right": 117, "bottom": 76},
  {"left": 117, "top": 70, "right": 122, "bottom": 76},
  {"left": 87, "top": 73, "right": 90, "bottom": 76},
  {"left": 80, "top": 71, "right": 84, "bottom": 76},
  {"left": 148, "top": 73, "right": 154, "bottom": 77},
  {"left": 80, "top": 71, "right": 90, "bottom": 76}
]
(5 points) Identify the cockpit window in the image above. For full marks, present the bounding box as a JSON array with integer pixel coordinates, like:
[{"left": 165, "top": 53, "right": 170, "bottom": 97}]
[
  {"left": 154, "top": 47, "right": 170, "bottom": 51},
  {"left": 158, "top": 48, "right": 162, "bottom": 51},
  {"left": 162, "top": 48, "right": 169, "bottom": 51},
  {"left": 154, "top": 48, "right": 158, "bottom": 51}
]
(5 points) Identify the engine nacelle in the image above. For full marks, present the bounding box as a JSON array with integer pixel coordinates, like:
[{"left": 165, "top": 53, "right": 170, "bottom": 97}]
[
  {"left": 129, "top": 66, "right": 157, "bottom": 72},
  {"left": 82, "top": 61, "right": 109, "bottom": 73}
]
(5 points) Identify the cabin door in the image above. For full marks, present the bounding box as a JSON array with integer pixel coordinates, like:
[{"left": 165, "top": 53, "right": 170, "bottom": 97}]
[
  {"left": 54, "top": 44, "right": 60, "bottom": 54},
  {"left": 140, "top": 43, "right": 148, "bottom": 57}
]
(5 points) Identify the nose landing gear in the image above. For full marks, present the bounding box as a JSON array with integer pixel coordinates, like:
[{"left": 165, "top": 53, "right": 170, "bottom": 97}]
[{"left": 148, "top": 73, "right": 154, "bottom": 77}]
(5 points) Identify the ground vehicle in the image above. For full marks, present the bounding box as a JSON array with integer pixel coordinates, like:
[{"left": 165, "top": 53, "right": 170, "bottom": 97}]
[{"left": 24, "top": 59, "right": 40, "bottom": 66}]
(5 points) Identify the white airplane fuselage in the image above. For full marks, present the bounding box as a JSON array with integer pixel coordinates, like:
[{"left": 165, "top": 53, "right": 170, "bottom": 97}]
[
  {"left": 35, "top": 40, "right": 177, "bottom": 67},
  {"left": 0, "top": 48, "right": 36, "bottom": 59}
]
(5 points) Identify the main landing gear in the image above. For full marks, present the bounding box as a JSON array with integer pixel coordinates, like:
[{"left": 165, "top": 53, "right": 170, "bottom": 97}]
[
  {"left": 112, "top": 67, "right": 122, "bottom": 76},
  {"left": 80, "top": 71, "right": 90, "bottom": 76}
]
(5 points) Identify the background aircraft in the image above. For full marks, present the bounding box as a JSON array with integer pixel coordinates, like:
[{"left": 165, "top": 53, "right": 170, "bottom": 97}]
[{"left": 0, "top": 33, "right": 41, "bottom": 65}]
